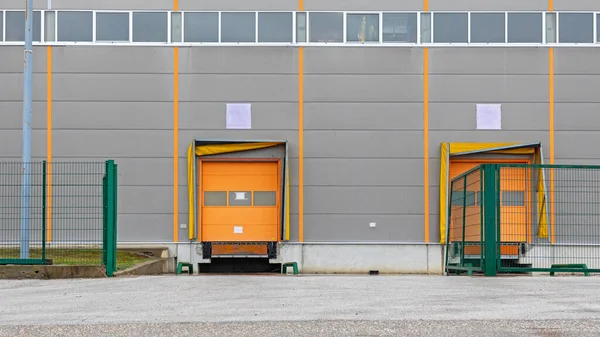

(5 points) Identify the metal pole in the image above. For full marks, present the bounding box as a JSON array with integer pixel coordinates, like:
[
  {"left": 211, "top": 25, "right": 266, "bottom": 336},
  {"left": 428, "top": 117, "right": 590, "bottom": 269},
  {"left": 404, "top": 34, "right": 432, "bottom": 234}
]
[{"left": 20, "top": 0, "right": 33, "bottom": 259}]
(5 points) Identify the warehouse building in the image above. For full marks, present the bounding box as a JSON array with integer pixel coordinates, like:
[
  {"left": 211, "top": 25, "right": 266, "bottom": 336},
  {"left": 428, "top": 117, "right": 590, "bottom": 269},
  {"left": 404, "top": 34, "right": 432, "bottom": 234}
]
[{"left": 0, "top": 0, "right": 597, "bottom": 273}]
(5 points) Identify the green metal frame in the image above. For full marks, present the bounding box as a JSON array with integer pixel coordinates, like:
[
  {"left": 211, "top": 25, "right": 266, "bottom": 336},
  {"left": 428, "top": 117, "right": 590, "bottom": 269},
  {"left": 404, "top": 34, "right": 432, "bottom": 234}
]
[
  {"left": 1, "top": 160, "right": 118, "bottom": 277},
  {"left": 446, "top": 163, "right": 600, "bottom": 276},
  {"left": 102, "top": 160, "right": 118, "bottom": 277},
  {"left": 445, "top": 165, "right": 485, "bottom": 276}
]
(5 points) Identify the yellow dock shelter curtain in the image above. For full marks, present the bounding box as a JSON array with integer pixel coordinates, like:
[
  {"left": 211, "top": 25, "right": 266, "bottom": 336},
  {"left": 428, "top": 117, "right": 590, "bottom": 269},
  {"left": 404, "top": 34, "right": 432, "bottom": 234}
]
[
  {"left": 439, "top": 142, "right": 549, "bottom": 244},
  {"left": 187, "top": 141, "right": 290, "bottom": 241}
]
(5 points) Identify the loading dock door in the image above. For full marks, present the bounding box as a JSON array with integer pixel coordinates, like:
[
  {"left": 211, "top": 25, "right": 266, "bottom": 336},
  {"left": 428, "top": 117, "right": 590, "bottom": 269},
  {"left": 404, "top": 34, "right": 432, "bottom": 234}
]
[
  {"left": 201, "top": 161, "right": 279, "bottom": 242},
  {"left": 450, "top": 162, "right": 529, "bottom": 243}
]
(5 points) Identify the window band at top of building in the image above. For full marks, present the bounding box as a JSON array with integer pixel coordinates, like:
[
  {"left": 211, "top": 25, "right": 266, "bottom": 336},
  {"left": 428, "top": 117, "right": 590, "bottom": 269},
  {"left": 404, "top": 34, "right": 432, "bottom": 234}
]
[{"left": 0, "top": 10, "right": 598, "bottom": 46}]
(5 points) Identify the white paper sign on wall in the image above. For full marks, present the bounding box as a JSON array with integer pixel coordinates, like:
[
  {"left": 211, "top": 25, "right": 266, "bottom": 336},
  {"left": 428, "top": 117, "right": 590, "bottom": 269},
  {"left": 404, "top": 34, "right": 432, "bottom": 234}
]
[
  {"left": 226, "top": 103, "right": 252, "bottom": 129},
  {"left": 476, "top": 104, "right": 502, "bottom": 130},
  {"left": 234, "top": 226, "right": 243, "bottom": 234}
]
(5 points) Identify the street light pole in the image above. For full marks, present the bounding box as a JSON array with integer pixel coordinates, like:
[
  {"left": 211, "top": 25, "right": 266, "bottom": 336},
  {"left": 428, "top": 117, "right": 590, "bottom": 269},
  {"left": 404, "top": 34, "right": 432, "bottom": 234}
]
[{"left": 20, "top": 0, "right": 33, "bottom": 259}]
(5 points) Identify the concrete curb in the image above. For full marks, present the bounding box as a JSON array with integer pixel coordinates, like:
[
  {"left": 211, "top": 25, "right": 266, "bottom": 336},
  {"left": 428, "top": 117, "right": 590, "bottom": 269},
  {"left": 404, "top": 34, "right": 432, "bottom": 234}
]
[
  {"left": 114, "top": 258, "right": 175, "bottom": 277},
  {"left": 0, "top": 265, "right": 107, "bottom": 279}
]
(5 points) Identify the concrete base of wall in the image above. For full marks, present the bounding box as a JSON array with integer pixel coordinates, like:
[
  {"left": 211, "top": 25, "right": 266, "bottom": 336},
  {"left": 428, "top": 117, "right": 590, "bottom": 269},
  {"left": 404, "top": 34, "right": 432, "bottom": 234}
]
[
  {"left": 114, "top": 258, "right": 176, "bottom": 276},
  {"left": 173, "top": 243, "right": 444, "bottom": 275}
]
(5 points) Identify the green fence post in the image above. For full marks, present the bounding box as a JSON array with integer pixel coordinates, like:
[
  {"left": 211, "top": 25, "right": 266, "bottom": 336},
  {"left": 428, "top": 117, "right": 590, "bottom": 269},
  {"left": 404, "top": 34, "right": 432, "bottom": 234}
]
[
  {"left": 102, "top": 174, "right": 108, "bottom": 267},
  {"left": 42, "top": 161, "right": 47, "bottom": 264},
  {"left": 482, "top": 164, "right": 499, "bottom": 276},
  {"left": 111, "top": 164, "right": 118, "bottom": 273},
  {"left": 105, "top": 160, "right": 116, "bottom": 277}
]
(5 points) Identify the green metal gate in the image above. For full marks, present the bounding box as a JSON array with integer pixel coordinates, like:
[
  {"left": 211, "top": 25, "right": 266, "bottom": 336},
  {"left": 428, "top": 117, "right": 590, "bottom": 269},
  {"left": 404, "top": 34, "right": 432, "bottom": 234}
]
[
  {"left": 446, "top": 163, "right": 600, "bottom": 276},
  {"left": 0, "top": 160, "right": 118, "bottom": 277}
]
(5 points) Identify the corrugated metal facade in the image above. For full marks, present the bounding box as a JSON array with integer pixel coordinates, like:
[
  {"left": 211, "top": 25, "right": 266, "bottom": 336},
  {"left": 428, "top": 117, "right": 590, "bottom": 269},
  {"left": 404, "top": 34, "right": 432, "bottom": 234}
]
[{"left": 0, "top": 0, "right": 598, "bottom": 250}]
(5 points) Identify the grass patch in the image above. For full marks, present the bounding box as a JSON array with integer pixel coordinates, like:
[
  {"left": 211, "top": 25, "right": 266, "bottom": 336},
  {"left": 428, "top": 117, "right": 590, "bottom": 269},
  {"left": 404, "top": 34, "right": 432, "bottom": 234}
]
[{"left": 0, "top": 248, "right": 154, "bottom": 271}]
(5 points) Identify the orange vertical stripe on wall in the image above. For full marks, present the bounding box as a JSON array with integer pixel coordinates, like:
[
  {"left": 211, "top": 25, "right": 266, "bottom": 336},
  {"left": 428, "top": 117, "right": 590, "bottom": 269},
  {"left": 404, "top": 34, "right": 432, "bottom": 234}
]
[
  {"left": 173, "top": 46, "right": 179, "bottom": 243},
  {"left": 423, "top": 48, "right": 429, "bottom": 243},
  {"left": 47, "top": 46, "right": 53, "bottom": 242}
]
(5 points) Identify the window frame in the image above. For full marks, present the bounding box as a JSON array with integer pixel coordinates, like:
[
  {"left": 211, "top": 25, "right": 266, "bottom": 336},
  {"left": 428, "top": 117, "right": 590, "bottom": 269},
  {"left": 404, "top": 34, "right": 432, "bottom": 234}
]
[
  {"left": 0, "top": 9, "right": 599, "bottom": 47},
  {"left": 94, "top": 10, "right": 132, "bottom": 43}
]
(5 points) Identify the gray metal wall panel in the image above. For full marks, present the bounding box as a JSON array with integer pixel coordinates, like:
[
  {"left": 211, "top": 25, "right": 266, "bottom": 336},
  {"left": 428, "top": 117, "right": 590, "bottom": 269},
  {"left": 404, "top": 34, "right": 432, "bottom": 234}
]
[
  {"left": 555, "top": 132, "right": 600, "bottom": 159},
  {"left": 304, "top": 158, "right": 423, "bottom": 187},
  {"left": 179, "top": 74, "right": 296, "bottom": 102},
  {"left": 118, "top": 186, "right": 172, "bottom": 214},
  {"left": 428, "top": 0, "right": 547, "bottom": 10},
  {"left": 305, "top": 75, "right": 423, "bottom": 102},
  {"left": 554, "top": 0, "right": 600, "bottom": 10},
  {"left": 429, "top": 131, "right": 550, "bottom": 156},
  {"left": 180, "top": 0, "right": 296, "bottom": 11},
  {"left": 304, "top": 215, "right": 423, "bottom": 242},
  {"left": 304, "top": 131, "right": 423, "bottom": 158},
  {"left": 0, "top": 102, "right": 48, "bottom": 129},
  {"left": 52, "top": 102, "right": 172, "bottom": 130},
  {"left": 119, "top": 214, "right": 173, "bottom": 243},
  {"left": 303, "top": 0, "right": 422, "bottom": 10},
  {"left": 305, "top": 103, "right": 423, "bottom": 130},
  {"left": 0, "top": 131, "right": 47, "bottom": 158},
  {"left": 429, "top": 75, "right": 548, "bottom": 103},
  {"left": 429, "top": 49, "right": 548, "bottom": 75},
  {"left": 555, "top": 76, "right": 600, "bottom": 103},
  {"left": 304, "top": 48, "right": 423, "bottom": 75},
  {"left": 0, "top": 74, "right": 47, "bottom": 101},
  {"left": 179, "top": 48, "right": 297, "bottom": 74},
  {"left": 555, "top": 103, "right": 600, "bottom": 131},
  {"left": 429, "top": 103, "right": 549, "bottom": 131},
  {"left": 305, "top": 186, "right": 423, "bottom": 214},
  {"left": 178, "top": 130, "right": 298, "bottom": 156},
  {"left": 0, "top": 47, "right": 47, "bottom": 73},
  {"left": 180, "top": 102, "right": 298, "bottom": 130},
  {"left": 555, "top": 49, "right": 600, "bottom": 75},
  {"left": 52, "top": 47, "right": 173, "bottom": 74},
  {"left": 52, "top": 130, "right": 173, "bottom": 158},
  {"left": 53, "top": 74, "right": 173, "bottom": 102}
]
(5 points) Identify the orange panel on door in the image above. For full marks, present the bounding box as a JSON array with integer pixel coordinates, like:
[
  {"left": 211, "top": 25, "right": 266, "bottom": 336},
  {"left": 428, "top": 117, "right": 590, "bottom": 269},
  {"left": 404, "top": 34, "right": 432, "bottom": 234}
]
[
  {"left": 449, "top": 161, "right": 529, "bottom": 244},
  {"left": 201, "top": 162, "right": 279, "bottom": 242}
]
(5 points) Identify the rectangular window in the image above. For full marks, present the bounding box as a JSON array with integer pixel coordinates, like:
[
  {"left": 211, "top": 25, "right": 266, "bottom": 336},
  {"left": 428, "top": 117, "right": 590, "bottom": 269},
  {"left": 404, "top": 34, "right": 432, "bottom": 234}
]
[
  {"left": 309, "top": 12, "right": 343, "bottom": 43},
  {"left": 132, "top": 12, "right": 168, "bottom": 42},
  {"left": 502, "top": 191, "right": 525, "bottom": 206},
  {"left": 96, "top": 12, "right": 129, "bottom": 42},
  {"left": 0, "top": 12, "right": 3, "bottom": 42},
  {"left": 597, "top": 14, "right": 600, "bottom": 42},
  {"left": 346, "top": 13, "right": 379, "bottom": 43},
  {"left": 254, "top": 191, "right": 277, "bottom": 206},
  {"left": 258, "top": 12, "right": 293, "bottom": 43},
  {"left": 45, "top": 11, "right": 56, "bottom": 42},
  {"left": 382, "top": 13, "right": 417, "bottom": 43},
  {"left": 5, "top": 11, "right": 42, "bottom": 42},
  {"left": 204, "top": 192, "right": 227, "bottom": 206},
  {"left": 296, "top": 12, "right": 307, "bottom": 42},
  {"left": 184, "top": 12, "right": 218, "bottom": 43},
  {"left": 229, "top": 191, "right": 252, "bottom": 206},
  {"left": 57, "top": 11, "right": 93, "bottom": 42},
  {"left": 470, "top": 13, "right": 505, "bottom": 43},
  {"left": 546, "top": 12, "right": 557, "bottom": 43},
  {"left": 221, "top": 12, "right": 255, "bottom": 43},
  {"left": 451, "top": 191, "right": 479, "bottom": 207},
  {"left": 433, "top": 13, "right": 468, "bottom": 43},
  {"left": 420, "top": 12, "right": 432, "bottom": 43},
  {"left": 507, "top": 13, "right": 542, "bottom": 43},
  {"left": 559, "top": 12, "right": 593, "bottom": 43},
  {"left": 171, "top": 12, "right": 182, "bottom": 43}
]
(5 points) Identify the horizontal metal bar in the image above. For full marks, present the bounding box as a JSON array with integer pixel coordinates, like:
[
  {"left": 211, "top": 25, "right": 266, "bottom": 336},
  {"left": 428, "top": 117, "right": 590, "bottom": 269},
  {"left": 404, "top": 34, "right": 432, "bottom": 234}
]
[
  {"left": 0, "top": 258, "right": 48, "bottom": 265},
  {"left": 499, "top": 267, "right": 600, "bottom": 273}
]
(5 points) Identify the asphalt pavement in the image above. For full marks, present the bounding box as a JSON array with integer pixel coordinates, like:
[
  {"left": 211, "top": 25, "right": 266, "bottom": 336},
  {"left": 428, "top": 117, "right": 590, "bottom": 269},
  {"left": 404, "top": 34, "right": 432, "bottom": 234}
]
[{"left": 1, "top": 274, "right": 600, "bottom": 336}]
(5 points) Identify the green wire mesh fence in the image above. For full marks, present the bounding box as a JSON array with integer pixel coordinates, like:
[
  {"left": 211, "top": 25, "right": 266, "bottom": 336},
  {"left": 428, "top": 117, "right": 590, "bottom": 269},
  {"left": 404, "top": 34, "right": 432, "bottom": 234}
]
[
  {"left": 0, "top": 160, "right": 118, "bottom": 276},
  {"left": 446, "top": 163, "right": 600, "bottom": 276}
]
